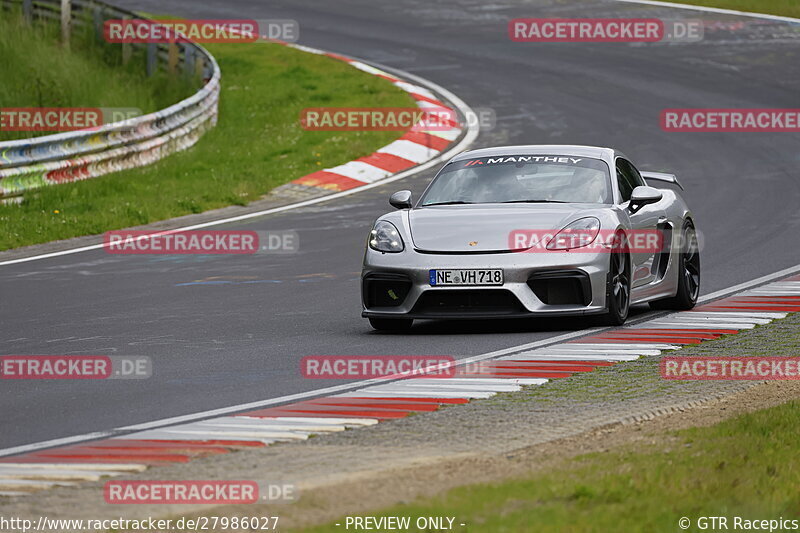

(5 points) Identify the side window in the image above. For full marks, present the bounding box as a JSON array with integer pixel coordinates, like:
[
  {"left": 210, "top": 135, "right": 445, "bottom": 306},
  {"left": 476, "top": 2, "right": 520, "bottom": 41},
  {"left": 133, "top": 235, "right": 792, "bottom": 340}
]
[
  {"left": 615, "top": 160, "right": 636, "bottom": 203},
  {"left": 622, "top": 159, "right": 646, "bottom": 188}
]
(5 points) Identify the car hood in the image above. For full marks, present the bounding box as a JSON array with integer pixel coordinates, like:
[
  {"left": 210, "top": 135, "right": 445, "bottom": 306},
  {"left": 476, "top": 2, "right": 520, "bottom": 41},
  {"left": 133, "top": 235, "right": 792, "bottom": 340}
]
[{"left": 408, "top": 204, "right": 602, "bottom": 253}]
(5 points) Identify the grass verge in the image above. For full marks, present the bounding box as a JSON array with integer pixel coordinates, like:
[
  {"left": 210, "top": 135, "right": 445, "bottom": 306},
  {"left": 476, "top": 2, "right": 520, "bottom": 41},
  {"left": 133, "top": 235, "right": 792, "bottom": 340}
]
[
  {"left": 302, "top": 400, "right": 800, "bottom": 533},
  {"left": 0, "top": 13, "right": 195, "bottom": 142},
  {"left": 663, "top": 0, "right": 800, "bottom": 18},
  {"left": 0, "top": 18, "right": 414, "bottom": 250}
]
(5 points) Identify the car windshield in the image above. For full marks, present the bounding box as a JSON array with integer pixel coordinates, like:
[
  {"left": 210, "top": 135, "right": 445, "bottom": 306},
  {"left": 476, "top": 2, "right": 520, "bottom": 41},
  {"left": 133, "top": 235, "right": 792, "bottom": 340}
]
[{"left": 420, "top": 155, "right": 612, "bottom": 206}]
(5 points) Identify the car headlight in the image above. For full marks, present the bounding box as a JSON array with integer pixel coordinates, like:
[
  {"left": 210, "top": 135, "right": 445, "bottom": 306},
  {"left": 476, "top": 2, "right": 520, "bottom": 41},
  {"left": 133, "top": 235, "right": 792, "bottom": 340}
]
[
  {"left": 369, "top": 221, "right": 404, "bottom": 253},
  {"left": 546, "top": 217, "right": 601, "bottom": 250}
]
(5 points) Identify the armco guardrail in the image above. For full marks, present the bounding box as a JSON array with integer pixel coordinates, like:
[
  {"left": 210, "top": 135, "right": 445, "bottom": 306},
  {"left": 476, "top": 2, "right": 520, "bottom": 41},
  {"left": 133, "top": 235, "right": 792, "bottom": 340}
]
[{"left": 0, "top": 0, "right": 220, "bottom": 198}]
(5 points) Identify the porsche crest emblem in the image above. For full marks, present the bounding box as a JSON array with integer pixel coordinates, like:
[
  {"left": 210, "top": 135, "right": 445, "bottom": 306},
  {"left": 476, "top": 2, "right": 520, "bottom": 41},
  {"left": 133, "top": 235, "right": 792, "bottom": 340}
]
[{"left": 469, "top": 241, "right": 478, "bottom": 246}]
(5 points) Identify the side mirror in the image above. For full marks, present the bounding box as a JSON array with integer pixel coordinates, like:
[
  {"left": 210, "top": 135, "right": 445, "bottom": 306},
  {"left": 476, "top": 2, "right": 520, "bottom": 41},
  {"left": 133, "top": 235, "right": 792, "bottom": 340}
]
[
  {"left": 629, "top": 186, "right": 663, "bottom": 214},
  {"left": 389, "top": 190, "right": 412, "bottom": 209}
]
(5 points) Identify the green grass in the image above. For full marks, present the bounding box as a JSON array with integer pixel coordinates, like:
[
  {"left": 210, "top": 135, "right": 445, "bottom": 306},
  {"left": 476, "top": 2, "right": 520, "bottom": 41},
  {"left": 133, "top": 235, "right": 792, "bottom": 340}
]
[
  {"left": 0, "top": 13, "right": 195, "bottom": 142},
  {"left": 303, "top": 400, "right": 800, "bottom": 532},
  {"left": 0, "top": 17, "right": 413, "bottom": 250},
  {"left": 670, "top": 0, "right": 800, "bottom": 18}
]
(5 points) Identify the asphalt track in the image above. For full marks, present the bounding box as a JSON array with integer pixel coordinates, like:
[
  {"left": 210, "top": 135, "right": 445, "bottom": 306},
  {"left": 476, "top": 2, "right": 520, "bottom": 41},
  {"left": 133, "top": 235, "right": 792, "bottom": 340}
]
[{"left": 2, "top": 0, "right": 799, "bottom": 449}]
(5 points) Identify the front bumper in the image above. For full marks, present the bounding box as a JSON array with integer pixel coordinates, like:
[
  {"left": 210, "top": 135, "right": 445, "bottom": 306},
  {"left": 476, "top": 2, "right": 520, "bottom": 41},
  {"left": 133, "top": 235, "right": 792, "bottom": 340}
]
[{"left": 361, "top": 248, "right": 611, "bottom": 320}]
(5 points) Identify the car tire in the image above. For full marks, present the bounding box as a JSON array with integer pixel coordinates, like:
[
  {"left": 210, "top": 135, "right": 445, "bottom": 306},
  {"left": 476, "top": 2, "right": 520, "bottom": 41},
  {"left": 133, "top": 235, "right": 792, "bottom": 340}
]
[
  {"left": 602, "top": 235, "right": 631, "bottom": 326},
  {"left": 369, "top": 318, "right": 414, "bottom": 331},
  {"left": 650, "top": 221, "right": 700, "bottom": 311}
]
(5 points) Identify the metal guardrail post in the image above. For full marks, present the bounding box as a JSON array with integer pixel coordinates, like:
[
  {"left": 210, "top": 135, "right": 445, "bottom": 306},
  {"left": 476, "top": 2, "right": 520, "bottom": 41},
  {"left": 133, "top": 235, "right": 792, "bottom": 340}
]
[
  {"left": 146, "top": 42, "right": 157, "bottom": 77},
  {"left": 61, "top": 0, "right": 71, "bottom": 48},
  {"left": 93, "top": 5, "right": 103, "bottom": 43},
  {"left": 121, "top": 14, "right": 132, "bottom": 65},
  {"left": 22, "top": 0, "right": 33, "bottom": 24},
  {"left": 183, "top": 44, "right": 194, "bottom": 78},
  {"left": 168, "top": 42, "right": 178, "bottom": 75}
]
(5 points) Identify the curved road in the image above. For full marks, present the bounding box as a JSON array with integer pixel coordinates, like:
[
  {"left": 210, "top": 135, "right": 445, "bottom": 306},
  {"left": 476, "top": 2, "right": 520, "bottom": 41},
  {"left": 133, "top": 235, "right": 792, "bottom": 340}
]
[{"left": 2, "top": 0, "right": 799, "bottom": 449}]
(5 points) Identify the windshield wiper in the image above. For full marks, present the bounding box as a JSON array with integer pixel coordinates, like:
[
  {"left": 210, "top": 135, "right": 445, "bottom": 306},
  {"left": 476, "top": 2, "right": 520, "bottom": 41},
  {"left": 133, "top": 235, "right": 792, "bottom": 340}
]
[
  {"left": 422, "top": 201, "right": 475, "bottom": 206},
  {"left": 499, "top": 199, "right": 569, "bottom": 204}
]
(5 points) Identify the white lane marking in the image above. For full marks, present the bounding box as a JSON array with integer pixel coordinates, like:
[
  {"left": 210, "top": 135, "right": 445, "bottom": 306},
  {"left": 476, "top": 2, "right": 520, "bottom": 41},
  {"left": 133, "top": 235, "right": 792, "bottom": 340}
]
[
  {"left": 415, "top": 100, "right": 450, "bottom": 110},
  {"left": 0, "top": 59, "right": 480, "bottom": 268},
  {"left": 150, "top": 429, "right": 310, "bottom": 440},
  {"left": 613, "top": 0, "right": 800, "bottom": 23},
  {"left": 349, "top": 61, "right": 393, "bottom": 77},
  {"left": 190, "top": 419, "right": 346, "bottom": 432},
  {"left": 645, "top": 321, "right": 755, "bottom": 329},
  {"left": 0, "top": 479, "right": 77, "bottom": 488},
  {"left": 683, "top": 311, "right": 787, "bottom": 319},
  {"left": 632, "top": 321, "right": 754, "bottom": 333},
  {"left": 114, "top": 430, "right": 275, "bottom": 444},
  {"left": 0, "top": 491, "right": 28, "bottom": 496},
  {"left": 393, "top": 381, "right": 522, "bottom": 392},
  {"left": 377, "top": 139, "right": 440, "bottom": 163},
  {"left": 353, "top": 387, "right": 494, "bottom": 399},
  {"left": 393, "top": 81, "right": 438, "bottom": 99},
  {"left": 744, "top": 291, "right": 800, "bottom": 296},
  {"left": 322, "top": 161, "right": 391, "bottom": 183},
  {"left": 0, "top": 468, "right": 121, "bottom": 481},
  {"left": 567, "top": 343, "right": 680, "bottom": 350},
  {"left": 502, "top": 353, "right": 641, "bottom": 362},
  {"left": 447, "top": 378, "right": 548, "bottom": 386},
  {"left": 289, "top": 44, "right": 325, "bottom": 55},
  {"left": 249, "top": 417, "right": 378, "bottom": 426},
  {"left": 521, "top": 347, "right": 663, "bottom": 355},
  {"left": 422, "top": 128, "right": 462, "bottom": 140},
  {"left": 655, "top": 316, "right": 771, "bottom": 325}
]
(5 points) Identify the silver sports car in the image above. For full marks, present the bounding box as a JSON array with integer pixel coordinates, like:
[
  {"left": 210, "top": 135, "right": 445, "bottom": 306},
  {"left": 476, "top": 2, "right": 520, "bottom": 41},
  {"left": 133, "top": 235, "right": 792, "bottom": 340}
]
[{"left": 361, "top": 145, "right": 700, "bottom": 331}]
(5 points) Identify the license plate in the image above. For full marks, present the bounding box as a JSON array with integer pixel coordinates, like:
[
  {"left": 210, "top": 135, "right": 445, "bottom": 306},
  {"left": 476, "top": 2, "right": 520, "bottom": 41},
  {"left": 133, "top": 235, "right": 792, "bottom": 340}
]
[{"left": 429, "top": 269, "right": 503, "bottom": 286}]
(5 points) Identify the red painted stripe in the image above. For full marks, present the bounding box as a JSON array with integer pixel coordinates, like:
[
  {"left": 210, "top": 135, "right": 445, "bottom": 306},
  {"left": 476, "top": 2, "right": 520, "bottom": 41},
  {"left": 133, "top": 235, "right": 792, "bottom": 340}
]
[
  {"left": 31, "top": 451, "right": 190, "bottom": 463},
  {"left": 306, "top": 399, "right": 440, "bottom": 411},
  {"left": 602, "top": 330, "right": 720, "bottom": 340},
  {"left": 570, "top": 337, "right": 700, "bottom": 344},
  {"left": 293, "top": 170, "right": 365, "bottom": 191},
  {"left": 399, "top": 131, "right": 451, "bottom": 151},
  {"left": 698, "top": 305, "right": 800, "bottom": 312},
  {"left": 472, "top": 363, "right": 597, "bottom": 372},
  {"left": 324, "top": 52, "right": 353, "bottom": 63},
  {"left": 242, "top": 407, "right": 409, "bottom": 419},
  {"left": 0, "top": 456, "right": 174, "bottom": 465},
  {"left": 81, "top": 441, "right": 230, "bottom": 454},
  {"left": 356, "top": 152, "right": 416, "bottom": 172},
  {"left": 409, "top": 93, "right": 448, "bottom": 108},
  {"left": 626, "top": 328, "right": 739, "bottom": 335},
  {"left": 736, "top": 296, "right": 800, "bottom": 300},
  {"left": 458, "top": 371, "right": 573, "bottom": 378},
  {"left": 784, "top": 275, "right": 800, "bottom": 281},
  {"left": 343, "top": 396, "right": 469, "bottom": 404},
  {"left": 493, "top": 359, "right": 616, "bottom": 367}
]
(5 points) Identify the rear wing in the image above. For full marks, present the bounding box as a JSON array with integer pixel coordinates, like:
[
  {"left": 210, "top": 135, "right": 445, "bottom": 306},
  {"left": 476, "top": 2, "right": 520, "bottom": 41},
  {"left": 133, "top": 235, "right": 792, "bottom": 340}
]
[{"left": 640, "top": 171, "right": 684, "bottom": 191}]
